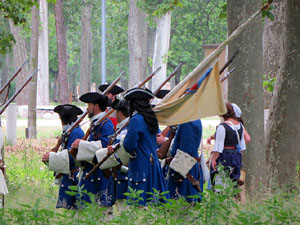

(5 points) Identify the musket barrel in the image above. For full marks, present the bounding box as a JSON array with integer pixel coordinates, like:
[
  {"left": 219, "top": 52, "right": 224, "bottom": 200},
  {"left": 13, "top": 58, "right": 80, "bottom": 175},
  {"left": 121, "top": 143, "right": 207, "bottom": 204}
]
[
  {"left": 0, "top": 68, "right": 38, "bottom": 115},
  {"left": 0, "top": 59, "right": 29, "bottom": 95},
  {"left": 153, "top": 63, "right": 183, "bottom": 95}
]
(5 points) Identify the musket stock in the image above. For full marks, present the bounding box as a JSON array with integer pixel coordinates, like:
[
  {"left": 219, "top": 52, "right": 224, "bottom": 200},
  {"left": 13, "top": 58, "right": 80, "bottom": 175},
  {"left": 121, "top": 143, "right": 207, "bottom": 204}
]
[
  {"left": 0, "top": 68, "right": 38, "bottom": 115},
  {"left": 84, "top": 143, "right": 121, "bottom": 180}
]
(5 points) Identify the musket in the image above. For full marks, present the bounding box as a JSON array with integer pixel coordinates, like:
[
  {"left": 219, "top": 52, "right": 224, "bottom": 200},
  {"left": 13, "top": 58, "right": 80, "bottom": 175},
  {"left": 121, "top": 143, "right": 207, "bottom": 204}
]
[
  {"left": 220, "top": 67, "right": 236, "bottom": 83},
  {"left": 85, "top": 67, "right": 174, "bottom": 179},
  {"left": 153, "top": 63, "right": 183, "bottom": 95},
  {"left": 84, "top": 66, "right": 162, "bottom": 141},
  {"left": 51, "top": 71, "right": 125, "bottom": 153},
  {"left": 85, "top": 66, "right": 161, "bottom": 137},
  {"left": 84, "top": 122, "right": 128, "bottom": 180},
  {"left": 0, "top": 68, "right": 38, "bottom": 115},
  {"left": 0, "top": 59, "right": 29, "bottom": 95},
  {"left": 219, "top": 50, "right": 238, "bottom": 75}
]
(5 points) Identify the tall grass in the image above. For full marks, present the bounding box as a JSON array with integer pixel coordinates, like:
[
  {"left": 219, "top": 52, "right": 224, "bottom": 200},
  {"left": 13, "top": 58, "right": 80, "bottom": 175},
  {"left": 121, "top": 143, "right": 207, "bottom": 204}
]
[{"left": 1, "top": 126, "right": 300, "bottom": 224}]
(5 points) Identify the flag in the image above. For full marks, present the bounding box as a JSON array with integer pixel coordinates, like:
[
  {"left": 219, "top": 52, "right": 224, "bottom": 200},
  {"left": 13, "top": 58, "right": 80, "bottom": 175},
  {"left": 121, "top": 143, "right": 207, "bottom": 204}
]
[
  {"left": 154, "top": 61, "right": 226, "bottom": 125},
  {"left": 153, "top": 3, "right": 268, "bottom": 125}
]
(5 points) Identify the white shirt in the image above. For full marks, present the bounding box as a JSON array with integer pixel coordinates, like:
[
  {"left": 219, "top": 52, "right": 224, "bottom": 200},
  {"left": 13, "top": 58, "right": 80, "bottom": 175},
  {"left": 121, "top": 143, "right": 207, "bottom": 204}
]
[{"left": 213, "top": 122, "right": 246, "bottom": 153}]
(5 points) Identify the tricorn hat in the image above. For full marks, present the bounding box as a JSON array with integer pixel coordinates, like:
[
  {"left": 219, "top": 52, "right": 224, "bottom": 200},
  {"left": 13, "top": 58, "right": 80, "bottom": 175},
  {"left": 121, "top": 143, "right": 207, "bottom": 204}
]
[
  {"left": 98, "top": 84, "right": 124, "bottom": 95},
  {"left": 54, "top": 104, "right": 83, "bottom": 117},
  {"left": 155, "top": 89, "right": 170, "bottom": 99},
  {"left": 79, "top": 92, "right": 109, "bottom": 106},
  {"left": 124, "top": 88, "right": 155, "bottom": 100}
]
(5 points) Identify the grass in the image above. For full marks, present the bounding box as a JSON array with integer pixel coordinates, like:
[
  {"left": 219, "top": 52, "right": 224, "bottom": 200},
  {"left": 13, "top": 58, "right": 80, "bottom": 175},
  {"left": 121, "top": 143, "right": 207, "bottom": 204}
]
[{"left": 1, "top": 124, "right": 300, "bottom": 224}]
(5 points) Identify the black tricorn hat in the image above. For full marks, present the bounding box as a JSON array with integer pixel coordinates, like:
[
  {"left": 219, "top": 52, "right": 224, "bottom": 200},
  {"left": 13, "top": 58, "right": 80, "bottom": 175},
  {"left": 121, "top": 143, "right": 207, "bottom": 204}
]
[
  {"left": 155, "top": 89, "right": 170, "bottom": 99},
  {"left": 79, "top": 92, "right": 109, "bottom": 106},
  {"left": 98, "top": 84, "right": 124, "bottom": 95},
  {"left": 54, "top": 104, "right": 83, "bottom": 117},
  {"left": 124, "top": 88, "right": 155, "bottom": 100}
]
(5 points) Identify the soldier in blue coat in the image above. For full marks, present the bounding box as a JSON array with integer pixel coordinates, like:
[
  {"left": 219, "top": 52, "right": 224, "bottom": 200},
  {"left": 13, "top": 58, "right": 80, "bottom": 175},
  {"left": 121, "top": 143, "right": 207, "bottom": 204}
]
[
  {"left": 100, "top": 100, "right": 130, "bottom": 204},
  {"left": 122, "top": 88, "right": 170, "bottom": 205},
  {"left": 42, "top": 104, "right": 84, "bottom": 209},
  {"left": 71, "top": 92, "right": 114, "bottom": 206},
  {"left": 167, "top": 120, "right": 204, "bottom": 203}
]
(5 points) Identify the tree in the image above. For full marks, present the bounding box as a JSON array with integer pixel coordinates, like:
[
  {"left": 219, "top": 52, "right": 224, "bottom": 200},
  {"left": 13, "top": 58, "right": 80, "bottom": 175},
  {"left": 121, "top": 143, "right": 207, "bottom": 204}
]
[
  {"left": 55, "top": 0, "right": 69, "bottom": 103},
  {"left": 151, "top": 12, "right": 172, "bottom": 91},
  {"left": 227, "top": 0, "right": 266, "bottom": 194},
  {"left": 27, "top": 1, "right": 39, "bottom": 138},
  {"left": 128, "top": 0, "right": 148, "bottom": 88},
  {"left": 37, "top": 0, "right": 49, "bottom": 105},
  {"left": 168, "top": 0, "right": 227, "bottom": 77},
  {"left": 79, "top": 1, "right": 93, "bottom": 96},
  {"left": 262, "top": 0, "right": 284, "bottom": 109},
  {"left": 265, "top": 0, "right": 300, "bottom": 186},
  {"left": 0, "top": 54, "right": 10, "bottom": 103},
  {"left": 9, "top": 21, "right": 30, "bottom": 105},
  {"left": 0, "top": 0, "right": 35, "bottom": 54}
]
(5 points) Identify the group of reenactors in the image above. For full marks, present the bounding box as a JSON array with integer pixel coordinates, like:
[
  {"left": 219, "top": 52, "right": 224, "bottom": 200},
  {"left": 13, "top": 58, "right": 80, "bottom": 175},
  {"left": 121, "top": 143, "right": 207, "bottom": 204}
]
[{"left": 41, "top": 81, "right": 249, "bottom": 209}]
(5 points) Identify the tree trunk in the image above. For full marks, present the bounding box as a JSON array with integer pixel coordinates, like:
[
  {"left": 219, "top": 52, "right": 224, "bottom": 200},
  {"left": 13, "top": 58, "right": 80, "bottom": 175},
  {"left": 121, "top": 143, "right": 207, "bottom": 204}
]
[
  {"left": 55, "top": 0, "right": 69, "bottom": 104},
  {"left": 152, "top": 12, "right": 172, "bottom": 92},
  {"left": 265, "top": 0, "right": 300, "bottom": 187},
  {"left": 52, "top": 71, "right": 59, "bottom": 102},
  {"left": 227, "top": 0, "right": 266, "bottom": 194},
  {"left": 0, "top": 54, "right": 9, "bottom": 103},
  {"left": 262, "top": 0, "right": 285, "bottom": 109},
  {"left": 27, "top": 2, "right": 39, "bottom": 139},
  {"left": 146, "top": 26, "right": 156, "bottom": 90},
  {"left": 37, "top": 0, "right": 49, "bottom": 106},
  {"left": 9, "top": 21, "right": 30, "bottom": 105},
  {"left": 79, "top": 2, "right": 93, "bottom": 96},
  {"left": 128, "top": 0, "right": 148, "bottom": 88}
]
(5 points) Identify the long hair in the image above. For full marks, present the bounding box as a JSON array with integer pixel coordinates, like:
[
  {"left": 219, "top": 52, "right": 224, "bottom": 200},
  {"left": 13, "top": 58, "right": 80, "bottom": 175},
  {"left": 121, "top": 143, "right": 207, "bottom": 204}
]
[
  {"left": 221, "top": 103, "right": 237, "bottom": 121},
  {"left": 129, "top": 99, "right": 158, "bottom": 134},
  {"left": 60, "top": 114, "right": 77, "bottom": 125}
]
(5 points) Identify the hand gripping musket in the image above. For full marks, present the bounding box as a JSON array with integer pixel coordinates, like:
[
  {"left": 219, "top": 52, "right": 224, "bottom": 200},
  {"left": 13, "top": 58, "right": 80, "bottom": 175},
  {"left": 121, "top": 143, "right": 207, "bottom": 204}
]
[
  {"left": 51, "top": 71, "right": 125, "bottom": 153},
  {"left": 0, "top": 68, "right": 38, "bottom": 115},
  {"left": 84, "top": 66, "right": 166, "bottom": 179},
  {"left": 84, "top": 122, "right": 128, "bottom": 180},
  {"left": 0, "top": 59, "right": 29, "bottom": 96}
]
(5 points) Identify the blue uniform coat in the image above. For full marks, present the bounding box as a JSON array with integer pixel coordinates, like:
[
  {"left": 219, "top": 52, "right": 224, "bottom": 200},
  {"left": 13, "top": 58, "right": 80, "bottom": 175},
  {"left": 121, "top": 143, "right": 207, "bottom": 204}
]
[
  {"left": 167, "top": 120, "right": 204, "bottom": 203},
  {"left": 77, "top": 118, "right": 114, "bottom": 206},
  {"left": 57, "top": 126, "right": 84, "bottom": 209},
  {"left": 123, "top": 113, "right": 169, "bottom": 205}
]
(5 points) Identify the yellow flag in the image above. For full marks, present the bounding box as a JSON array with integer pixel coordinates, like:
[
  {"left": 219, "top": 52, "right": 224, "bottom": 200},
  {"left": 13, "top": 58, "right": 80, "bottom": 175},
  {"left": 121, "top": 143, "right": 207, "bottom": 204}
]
[{"left": 154, "top": 61, "right": 226, "bottom": 125}]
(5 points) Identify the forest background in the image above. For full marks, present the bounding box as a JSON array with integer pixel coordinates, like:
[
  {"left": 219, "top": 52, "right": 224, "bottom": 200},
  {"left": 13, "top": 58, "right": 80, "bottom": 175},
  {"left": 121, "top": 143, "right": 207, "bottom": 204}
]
[{"left": 0, "top": 0, "right": 300, "bottom": 221}]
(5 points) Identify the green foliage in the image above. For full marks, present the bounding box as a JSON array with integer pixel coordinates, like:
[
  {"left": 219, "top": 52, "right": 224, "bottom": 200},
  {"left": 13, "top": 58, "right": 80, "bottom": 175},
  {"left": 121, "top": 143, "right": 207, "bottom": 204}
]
[
  {"left": 2, "top": 147, "right": 300, "bottom": 224},
  {"left": 137, "top": 0, "right": 183, "bottom": 18},
  {"left": 263, "top": 74, "right": 276, "bottom": 93},
  {"left": 0, "top": 0, "right": 37, "bottom": 55},
  {"left": 218, "top": 2, "right": 227, "bottom": 19},
  {"left": 168, "top": 0, "right": 227, "bottom": 76}
]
